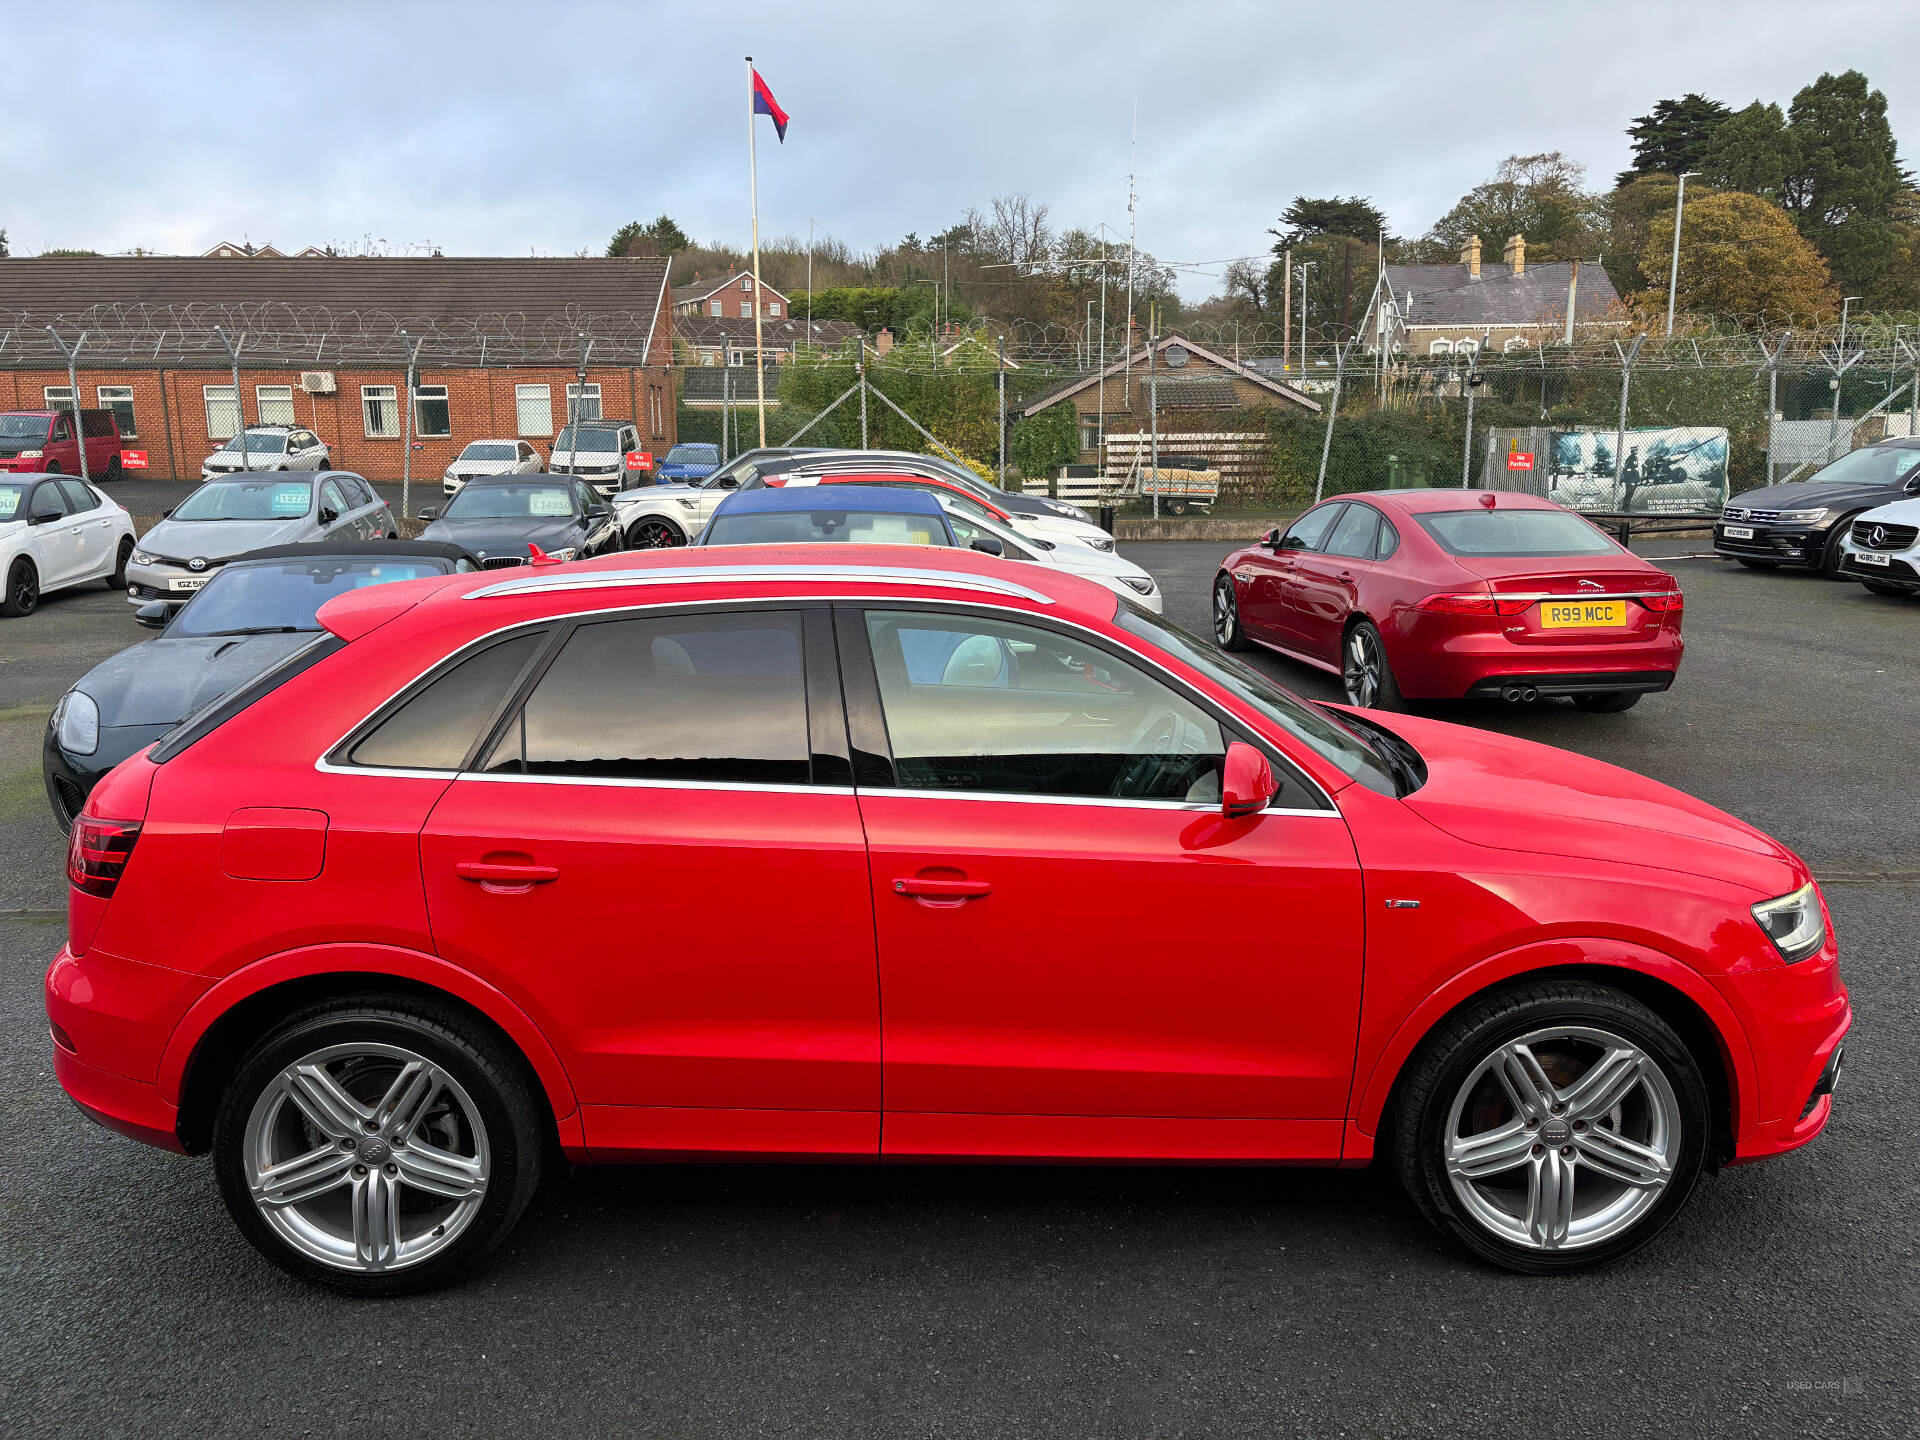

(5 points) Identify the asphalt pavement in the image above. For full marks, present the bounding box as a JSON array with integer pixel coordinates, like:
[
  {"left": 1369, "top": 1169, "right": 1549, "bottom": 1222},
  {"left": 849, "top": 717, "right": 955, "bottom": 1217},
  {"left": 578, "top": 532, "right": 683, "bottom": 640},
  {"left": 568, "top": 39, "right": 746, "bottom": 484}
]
[{"left": 0, "top": 538, "right": 1914, "bottom": 1437}]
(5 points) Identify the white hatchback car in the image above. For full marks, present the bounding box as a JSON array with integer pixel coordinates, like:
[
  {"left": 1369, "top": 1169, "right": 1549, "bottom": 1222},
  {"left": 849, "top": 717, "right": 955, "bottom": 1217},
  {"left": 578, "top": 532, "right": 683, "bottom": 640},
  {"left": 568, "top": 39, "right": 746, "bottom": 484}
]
[
  {"left": 445, "top": 439, "right": 541, "bottom": 495},
  {"left": 1838, "top": 497, "right": 1920, "bottom": 597},
  {"left": 933, "top": 496, "right": 1163, "bottom": 612},
  {"left": 201, "top": 425, "right": 331, "bottom": 478},
  {"left": 1, "top": 475, "right": 136, "bottom": 618}
]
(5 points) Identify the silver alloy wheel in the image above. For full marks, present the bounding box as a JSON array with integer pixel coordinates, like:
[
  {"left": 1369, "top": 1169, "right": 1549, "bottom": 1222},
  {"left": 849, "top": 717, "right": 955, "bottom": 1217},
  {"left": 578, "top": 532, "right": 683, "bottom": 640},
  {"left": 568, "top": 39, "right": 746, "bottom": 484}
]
[
  {"left": 241, "top": 1042, "right": 490, "bottom": 1273},
  {"left": 1442, "top": 1025, "right": 1680, "bottom": 1251},
  {"left": 1344, "top": 628, "right": 1381, "bottom": 707},
  {"left": 1213, "top": 577, "right": 1236, "bottom": 644}
]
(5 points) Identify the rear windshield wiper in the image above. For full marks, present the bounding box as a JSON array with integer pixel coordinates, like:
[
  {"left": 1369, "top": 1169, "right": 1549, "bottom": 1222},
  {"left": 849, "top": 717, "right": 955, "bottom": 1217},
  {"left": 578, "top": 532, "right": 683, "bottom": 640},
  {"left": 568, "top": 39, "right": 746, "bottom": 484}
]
[{"left": 202, "top": 625, "right": 314, "bottom": 636}]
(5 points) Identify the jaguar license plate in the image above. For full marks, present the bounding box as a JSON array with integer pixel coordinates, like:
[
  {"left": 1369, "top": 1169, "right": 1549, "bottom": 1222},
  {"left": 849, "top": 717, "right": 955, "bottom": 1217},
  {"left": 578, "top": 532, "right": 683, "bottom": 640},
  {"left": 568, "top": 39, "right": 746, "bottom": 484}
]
[
  {"left": 1721, "top": 525, "right": 1755, "bottom": 540},
  {"left": 1541, "top": 599, "right": 1627, "bottom": 628},
  {"left": 168, "top": 576, "right": 207, "bottom": 592},
  {"left": 1855, "top": 551, "right": 1891, "bottom": 567}
]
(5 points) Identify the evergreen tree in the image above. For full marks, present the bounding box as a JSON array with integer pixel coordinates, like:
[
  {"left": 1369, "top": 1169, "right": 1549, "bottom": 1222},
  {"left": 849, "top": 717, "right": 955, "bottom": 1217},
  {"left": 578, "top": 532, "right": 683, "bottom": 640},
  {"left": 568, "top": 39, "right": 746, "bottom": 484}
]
[
  {"left": 1616, "top": 94, "right": 1733, "bottom": 186},
  {"left": 1270, "top": 196, "right": 1389, "bottom": 248}
]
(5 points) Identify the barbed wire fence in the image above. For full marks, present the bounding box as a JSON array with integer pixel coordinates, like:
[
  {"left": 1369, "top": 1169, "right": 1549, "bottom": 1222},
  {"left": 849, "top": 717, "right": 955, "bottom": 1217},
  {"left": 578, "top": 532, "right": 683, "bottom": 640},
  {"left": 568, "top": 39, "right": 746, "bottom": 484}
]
[{"left": 5, "top": 302, "right": 1918, "bottom": 510}]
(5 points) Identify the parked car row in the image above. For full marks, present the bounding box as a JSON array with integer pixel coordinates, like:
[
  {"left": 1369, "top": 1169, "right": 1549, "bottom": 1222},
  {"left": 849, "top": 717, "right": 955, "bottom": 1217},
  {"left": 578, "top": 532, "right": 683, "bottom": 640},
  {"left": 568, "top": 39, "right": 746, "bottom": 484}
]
[{"left": 1712, "top": 437, "right": 1920, "bottom": 597}]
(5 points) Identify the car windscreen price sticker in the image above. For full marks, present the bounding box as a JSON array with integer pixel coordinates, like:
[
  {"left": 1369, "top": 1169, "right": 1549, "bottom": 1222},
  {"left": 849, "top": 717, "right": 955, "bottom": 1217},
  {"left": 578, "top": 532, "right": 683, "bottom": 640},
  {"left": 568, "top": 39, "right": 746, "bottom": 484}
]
[
  {"left": 1507, "top": 452, "right": 1535, "bottom": 472},
  {"left": 121, "top": 450, "right": 149, "bottom": 469},
  {"left": 529, "top": 491, "right": 573, "bottom": 516},
  {"left": 271, "top": 488, "right": 310, "bottom": 514},
  {"left": 626, "top": 452, "right": 653, "bottom": 471}
]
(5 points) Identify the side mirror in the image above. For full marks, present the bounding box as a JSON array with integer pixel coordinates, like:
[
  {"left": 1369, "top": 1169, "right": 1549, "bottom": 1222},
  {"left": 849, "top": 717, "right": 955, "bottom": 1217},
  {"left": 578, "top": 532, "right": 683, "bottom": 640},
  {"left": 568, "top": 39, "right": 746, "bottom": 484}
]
[
  {"left": 1262, "top": 528, "right": 1284, "bottom": 549},
  {"left": 30, "top": 505, "right": 62, "bottom": 526},
  {"left": 1221, "top": 741, "right": 1274, "bottom": 820},
  {"left": 968, "top": 536, "right": 1005, "bottom": 556},
  {"left": 586, "top": 503, "right": 612, "bottom": 521},
  {"left": 134, "top": 601, "right": 171, "bottom": 629},
  {"left": 317, "top": 506, "right": 339, "bottom": 526},
  {"left": 416, "top": 508, "right": 439, "bottom": 522},
  {"left": 719, "top": 477, "right": 738, "bottom": 489},
  {"left": 162, "top": 507, "right": 174, "bottom": 519},
  {"left": 1905, "top": 475, "right": 1920, "bottom": 494}
]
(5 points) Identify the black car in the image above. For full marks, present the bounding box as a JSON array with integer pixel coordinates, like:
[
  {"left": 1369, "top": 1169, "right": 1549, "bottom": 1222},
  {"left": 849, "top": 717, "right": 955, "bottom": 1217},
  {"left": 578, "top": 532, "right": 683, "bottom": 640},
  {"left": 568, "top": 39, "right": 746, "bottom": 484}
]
[
  {"left": 416, "top": 473, "right": 619, "bottom": 567},
  {"left": 1714, "top": 439, "right": 1920, "bottom": 575},
  {"left": 43, "top": 541, "right": 477, "bottom": 829}
]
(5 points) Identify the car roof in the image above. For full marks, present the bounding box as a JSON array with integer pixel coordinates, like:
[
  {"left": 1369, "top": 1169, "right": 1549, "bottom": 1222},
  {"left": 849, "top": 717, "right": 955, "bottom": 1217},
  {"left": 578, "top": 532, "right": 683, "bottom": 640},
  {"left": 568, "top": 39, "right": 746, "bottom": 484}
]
[
  {"left": 717, "top": 484, "right": 945, "bottom": 516},
  {"left": 227, "top": 540, "right": 478, "bottom": 566},
  {"left": 459, "top": 438, "right": 524, "bottom": 446},
  {"left": 1332, "top": 488, "right": 1565, "bottom": 516},
  {"left": 457, "top": 471, "right": 577, "bottom": 487}
]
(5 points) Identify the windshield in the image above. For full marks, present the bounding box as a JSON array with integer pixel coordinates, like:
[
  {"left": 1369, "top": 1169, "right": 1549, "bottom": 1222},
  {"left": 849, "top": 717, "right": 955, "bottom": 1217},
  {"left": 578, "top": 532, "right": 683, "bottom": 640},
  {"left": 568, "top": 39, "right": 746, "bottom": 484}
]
[
  {"left": 0, "top": 483, "right": 27, "bottom": 520},
  {"left": 169, "top": 558, "right": 452, "bottom": 637},
  {"left": 703, "top": 509, "right": 951, "bottom": 546},
  {"left": 172, "top": 477, "right": 313, "bottom": 521},
  {"left": 442, "top": 482, "right": 578, "bottom": 521},
  {"left": 554, "top": 425, "right": 621, "bottom": 453},
  {"left": 1114, "top": 607, "right": 1399, "bottom": 797},
  {"left": 1417, "top": 508, "right": 1618, "bottom": 557},
  {"left": 215, "top": 432, "right": 291, "bottom": 456},
  {"left": 0, "top": 415, "right": 51, "bottom": 441},
  {"left": 1806, "top": 445, "right": 1920, "bottom": 488},
  {"left": 459, "top": 443, "right": 518, "bottom": 462},
  {"left": 664, "top": 444, "right": 717, "bottom": 465}
]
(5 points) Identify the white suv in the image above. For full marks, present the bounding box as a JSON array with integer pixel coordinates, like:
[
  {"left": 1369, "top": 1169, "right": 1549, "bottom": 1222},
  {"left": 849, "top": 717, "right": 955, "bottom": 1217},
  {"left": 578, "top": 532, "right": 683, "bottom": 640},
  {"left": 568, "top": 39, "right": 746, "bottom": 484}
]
[
  {"left": 201, "top": 425, "right": 330, "bottom": 477},
  {"left": 608, "top": 469, "right": 742, "bottom": 548},
  {"left": 1838, "top": 497, "right": 1920, "bottom": 597},
  {"left": 549, "top": 421, "right": 644, "bottom": 497}
]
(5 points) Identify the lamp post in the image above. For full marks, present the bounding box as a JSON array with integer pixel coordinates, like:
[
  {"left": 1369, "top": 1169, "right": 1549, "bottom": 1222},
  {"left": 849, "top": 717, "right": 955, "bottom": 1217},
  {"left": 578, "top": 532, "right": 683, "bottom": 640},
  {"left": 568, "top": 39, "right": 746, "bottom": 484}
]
[
  {"left": 1839, "top": 296, "right": 1862, "bottom": 353},
  {"left": 1664, "top": 171, "right": 1699, "bottom": 338}
]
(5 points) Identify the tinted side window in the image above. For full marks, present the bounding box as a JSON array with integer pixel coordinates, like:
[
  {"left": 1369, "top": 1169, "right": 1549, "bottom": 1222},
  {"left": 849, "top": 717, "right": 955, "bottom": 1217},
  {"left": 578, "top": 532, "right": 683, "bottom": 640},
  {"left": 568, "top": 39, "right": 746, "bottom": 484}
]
[
  {"left": 348, "top": 631, "right": 548, "bottom": 770},
  {"left": 1324, "top": 504, "right": 1380, "bottom": 560},
  {"left": 1281, "top": 504, "right": 1342, "bottom": 551},
  {"left": 57, "top": 480, "right": 99, "bottom": 512},
  {"left": 482, "top": 612, "right": 810, "bottom": 784},
  {"left": 1376, "top": 516, "right": 1401, "bottom": 560},
  {"left": 863, "top": 610, "right": 1225, "bottom": 803}
]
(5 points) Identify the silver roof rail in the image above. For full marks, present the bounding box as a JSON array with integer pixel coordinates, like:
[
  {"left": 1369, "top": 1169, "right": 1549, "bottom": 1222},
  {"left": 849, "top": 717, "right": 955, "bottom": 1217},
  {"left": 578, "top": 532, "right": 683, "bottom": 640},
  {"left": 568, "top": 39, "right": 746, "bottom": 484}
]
[{"left": 466, "top": 562, "right": 1057, "bottom": 604}]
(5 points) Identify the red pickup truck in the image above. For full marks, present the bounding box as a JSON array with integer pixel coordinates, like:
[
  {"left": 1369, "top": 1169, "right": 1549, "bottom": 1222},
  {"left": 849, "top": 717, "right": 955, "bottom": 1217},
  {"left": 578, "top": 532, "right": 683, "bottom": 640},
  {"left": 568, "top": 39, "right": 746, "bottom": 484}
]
[{"left": 0, "top": 409, "right": 127, "bottom": 479}]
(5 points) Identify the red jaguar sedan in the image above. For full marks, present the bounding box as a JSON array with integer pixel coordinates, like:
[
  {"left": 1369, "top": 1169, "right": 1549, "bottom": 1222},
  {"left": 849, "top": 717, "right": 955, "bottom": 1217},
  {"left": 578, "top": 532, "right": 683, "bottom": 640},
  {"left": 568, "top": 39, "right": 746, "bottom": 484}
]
[
  {"left": 1214, "top": 490, "right": 1686, "bottom": 711},
  {"left": 48, "top": 545, "right": 1844, "bottom": 1293}
]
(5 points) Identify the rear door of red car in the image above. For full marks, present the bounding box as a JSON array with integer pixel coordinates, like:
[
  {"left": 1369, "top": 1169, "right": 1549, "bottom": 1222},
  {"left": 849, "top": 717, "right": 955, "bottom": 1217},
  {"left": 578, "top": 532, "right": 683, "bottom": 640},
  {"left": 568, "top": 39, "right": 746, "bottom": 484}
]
[
  {"left": 416, "top": 605, "right": 881, "bottom": 1158},
  {"left": 840, "top": 604, "right": 1365, "bottom": 1162}
]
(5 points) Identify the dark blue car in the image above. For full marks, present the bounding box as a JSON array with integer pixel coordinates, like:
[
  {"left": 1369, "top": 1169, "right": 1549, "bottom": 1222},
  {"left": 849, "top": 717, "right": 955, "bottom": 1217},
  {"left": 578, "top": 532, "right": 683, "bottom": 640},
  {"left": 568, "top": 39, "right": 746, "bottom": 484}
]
[{"left": 655, "top": 443, "right": 721, "bottom": 484}]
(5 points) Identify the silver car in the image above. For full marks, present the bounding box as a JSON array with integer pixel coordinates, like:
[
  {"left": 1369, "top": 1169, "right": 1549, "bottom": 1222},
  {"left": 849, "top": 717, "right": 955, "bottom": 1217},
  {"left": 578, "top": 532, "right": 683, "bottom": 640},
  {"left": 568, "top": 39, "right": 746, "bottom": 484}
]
[
  {"left": 201, "top": 425, "right": 332, "bottom": 479},
  {"left": 126, "top": 471, "right": 396, "bottom": 607},
  {"left": 444, "top": 439, "right": 541, "bottom": 495}
]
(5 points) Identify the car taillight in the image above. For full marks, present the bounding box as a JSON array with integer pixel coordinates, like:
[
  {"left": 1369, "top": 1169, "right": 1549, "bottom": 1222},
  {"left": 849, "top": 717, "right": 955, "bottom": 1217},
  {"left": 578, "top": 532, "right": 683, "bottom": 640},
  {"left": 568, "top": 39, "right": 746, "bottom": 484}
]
[
  {"left": 1639, "top": 591, "right": 1685, "bottom": 613},
  {"left": 67, "top": 816, "right": 141, "bottom": 897},
  {"left": 1418, "top": 591, "right": 1532, "bottom": 617}
]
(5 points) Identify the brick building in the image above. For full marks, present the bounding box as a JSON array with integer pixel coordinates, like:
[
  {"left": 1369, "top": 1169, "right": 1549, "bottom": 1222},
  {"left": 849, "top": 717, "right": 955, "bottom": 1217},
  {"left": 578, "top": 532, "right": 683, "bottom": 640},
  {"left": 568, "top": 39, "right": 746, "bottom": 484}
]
[
  {"left": 671, "top": 270, "right": 788, "bottom": 321},
  {"left": 1354, "top": 234, "right": 1625, "bottom": 358},
  {"left": 0, "top": 256, "right": 675, "bottom": 482}
]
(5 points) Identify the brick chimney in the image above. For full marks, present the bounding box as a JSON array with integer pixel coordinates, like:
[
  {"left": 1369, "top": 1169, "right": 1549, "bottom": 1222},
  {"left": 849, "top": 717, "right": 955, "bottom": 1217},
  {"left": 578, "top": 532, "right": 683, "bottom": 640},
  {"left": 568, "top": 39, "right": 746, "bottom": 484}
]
[
  {"left": 1502, "top": 234, "right": 1525, "bottom": 277},
  {"left": 1461, "top": 235, "right": 1481, "bottom": 281}
]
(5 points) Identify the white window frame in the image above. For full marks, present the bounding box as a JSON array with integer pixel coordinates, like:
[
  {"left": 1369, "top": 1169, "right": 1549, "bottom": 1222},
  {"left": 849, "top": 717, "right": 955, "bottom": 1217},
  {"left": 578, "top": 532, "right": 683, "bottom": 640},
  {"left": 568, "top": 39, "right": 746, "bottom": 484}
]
[
  {"left": 412, "top": 383, "right": 452, "bottom": 437},
  {"left": 96, "top": 385, "right": 137, "bottom": 439},
  {"left": 1503, "top": 335, "right": 1530, "bottom": 353},
  {"left": 361, "top": 385, "right": 400, "bottom": 439},
  {"left": 1455, "top": 338, "right": 1480, "bottom": 356},
  {"left": 43, "top": 385, "right": 75, "bottom": 411},
  {"left": 256, "top": 384, "right": 296, "bottom": 426},
  {"left": 564, "top": 383, "right": 603, "bottom": 422},
  {"left": 515, "top": 383, "right": 554, "bottom": 437},
  {"left": 741, "top": 277, "right": 753, "bottom": 292},
  {"left": 204, "top": 385, "right": 241, "bottom": 441},
  {"left": 709, "top": 299, "right": 723, "bottom": 317},
  {"left": 768, "top": 301, "right": 782, "bottom": 317},
  {"left": 1428, "top": 339, "right": 1455, "bottom": 356},
  {"left": 728, "top": 350, "right": 745, "bottom": 367}
]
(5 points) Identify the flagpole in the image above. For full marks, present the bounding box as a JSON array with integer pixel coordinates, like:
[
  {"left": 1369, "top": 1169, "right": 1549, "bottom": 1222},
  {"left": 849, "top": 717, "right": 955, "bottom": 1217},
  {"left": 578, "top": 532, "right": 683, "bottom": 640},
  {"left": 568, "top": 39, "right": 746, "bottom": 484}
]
[{"left": 747, "top": 55, "right": 768, "bottom": 448}]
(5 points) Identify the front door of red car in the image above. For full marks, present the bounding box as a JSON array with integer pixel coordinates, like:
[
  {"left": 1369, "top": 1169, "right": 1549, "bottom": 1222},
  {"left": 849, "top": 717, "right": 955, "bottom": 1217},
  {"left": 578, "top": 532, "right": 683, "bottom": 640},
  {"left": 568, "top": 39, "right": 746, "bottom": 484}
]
[
  {"left": 418, "top": 606, "right": 881, "bottom": 1158},
  {"left": 1238, "top": 503, "right": 1344, "bottom": 648},
  {"left": 843, "top": 607, "right": 1365, "bottom": 1162},
  {"left": 1288, "top": 502, "right": 1381, "bottom": 661}
]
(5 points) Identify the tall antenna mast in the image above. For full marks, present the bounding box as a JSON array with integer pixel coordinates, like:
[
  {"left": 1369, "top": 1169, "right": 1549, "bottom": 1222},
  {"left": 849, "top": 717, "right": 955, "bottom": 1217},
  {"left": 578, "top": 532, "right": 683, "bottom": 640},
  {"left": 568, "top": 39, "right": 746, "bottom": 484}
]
[{"left": 1125, "top": 96, "right": 1138, "bottom": 406}]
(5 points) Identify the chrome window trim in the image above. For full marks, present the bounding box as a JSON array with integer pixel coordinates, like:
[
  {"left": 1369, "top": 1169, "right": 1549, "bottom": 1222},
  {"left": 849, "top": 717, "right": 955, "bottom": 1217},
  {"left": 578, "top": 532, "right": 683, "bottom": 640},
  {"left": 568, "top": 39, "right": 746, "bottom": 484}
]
[
  {"left": 853, "top": 786, "right": 1337, "bottom": 817},
  {"left": 465, "top": 564, "right": 1057, "bottom": 605}
]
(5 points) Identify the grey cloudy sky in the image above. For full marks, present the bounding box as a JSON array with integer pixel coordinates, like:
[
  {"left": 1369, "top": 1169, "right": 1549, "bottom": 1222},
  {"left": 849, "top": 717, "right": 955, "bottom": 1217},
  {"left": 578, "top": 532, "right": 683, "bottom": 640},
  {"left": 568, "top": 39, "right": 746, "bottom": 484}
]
[{"left": 6, "top": 1, "right": 1916, "bottom": 299}]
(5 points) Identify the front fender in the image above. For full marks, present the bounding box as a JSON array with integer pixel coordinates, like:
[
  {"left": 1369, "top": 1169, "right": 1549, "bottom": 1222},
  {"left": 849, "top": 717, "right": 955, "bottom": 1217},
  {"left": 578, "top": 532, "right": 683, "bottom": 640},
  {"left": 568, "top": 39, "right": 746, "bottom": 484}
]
[
  {"left": 157, "top": 941, "right": 580, "bottom": 1122},
  {"left": 1350, "top": 936, "right": 1756, "bottom": 1142}
]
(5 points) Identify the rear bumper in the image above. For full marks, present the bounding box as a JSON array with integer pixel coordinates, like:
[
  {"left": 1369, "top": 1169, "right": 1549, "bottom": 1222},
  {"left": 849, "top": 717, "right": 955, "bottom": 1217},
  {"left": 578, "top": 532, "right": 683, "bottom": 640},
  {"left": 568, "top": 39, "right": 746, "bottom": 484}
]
[
  {"left": 54, "top": 1044, "right": 184, "bottom": 1152},
  {"left": 1392, "top": 627, "right": 1683, "bottom": 700},
  {"left": 1462, "top": 670, "right": 1675, "bottom": 699}
]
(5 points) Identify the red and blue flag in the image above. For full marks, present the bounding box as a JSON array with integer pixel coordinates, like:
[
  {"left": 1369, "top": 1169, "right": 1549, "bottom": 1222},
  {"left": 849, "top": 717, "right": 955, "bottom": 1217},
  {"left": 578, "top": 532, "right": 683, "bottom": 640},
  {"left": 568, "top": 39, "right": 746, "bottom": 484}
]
[{"left": 752, "top": 68, "right": 788, "bottom": 143}]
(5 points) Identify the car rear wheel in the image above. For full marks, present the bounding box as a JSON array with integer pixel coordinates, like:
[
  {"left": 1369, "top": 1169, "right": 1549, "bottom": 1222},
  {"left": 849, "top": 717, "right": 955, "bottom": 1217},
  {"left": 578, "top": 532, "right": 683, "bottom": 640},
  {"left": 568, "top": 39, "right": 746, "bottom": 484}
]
[
  {"left": 104, "top": 454, "right": 123, "bottom": 483},
  {"left": 1212, "top": 574, "right": 1251, "bottom": 651},
  {"left": 1342, "top": 620, "right": 1404, "bottom": 711},
  {"left": 3, "top": 558, "right": 39, "bottom": 617},
  {"left": 43, "top": 460, "right": 61, "bottom": 474},
  {"left": 626, "top": 517, "right": 686, "bottom": 549},
  {"left": 1572, "top": 692, "right": 1641, "bottom": 713},
  {"left": 107, "top": 536, "right": 134, "bottom": 589},
  {"left": 318, "top": 459, "right": 332, "bottom": 471},
  {"left": 212, "top": 998, "right": 544, "bottom": 1296},
  {"left": 1736, "top": 558, "right": 1777, "bottom": 570},
  {"left": 1392, "top": 979, "right": 1708, "bottom": 1273}
]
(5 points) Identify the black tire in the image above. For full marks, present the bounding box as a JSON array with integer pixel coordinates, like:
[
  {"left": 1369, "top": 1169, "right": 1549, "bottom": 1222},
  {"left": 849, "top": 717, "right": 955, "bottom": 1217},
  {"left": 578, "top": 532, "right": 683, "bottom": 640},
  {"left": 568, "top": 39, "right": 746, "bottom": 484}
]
[
  {"left": 107, "top": 536, "right": 134, "bottom": 589},
  {"left": 1735, "top": 558, "right": 1777, "bottom": 570},
  {"left": 1342, "top": 619, "right": 1406, "bottom": 711},
  {"left": 1818, "top": 520, "right": 1858, "bottom": 579},
  {"left": 318, "top": 459, "right": 332, "bottom": 471},
  {"left": 1212, "top": 573, "right": 1252, "bottom": 652},
  {"left": 1168, "top": 498, "right": 1189, "bottom": 516},
  {"left": 2, "top": 557, "right": 39, "bottom": 618},
  {"left": 104, "top": 454, "right": 123, "bottom": 483},
  {"left": 44, "top": 460, "right": 61, "bottom": 474},
  {"left": 211, "top": 997, "right": 545, "bottom": 1297},
  {"left": 626, "top": 517, "right": 686, "bottom": 549},
  {"left": 1572, "top": 691, "right": 1641, "bottom": 713},
  {"left": 1392, "top": 978, "right": 1709, "bottom": 1274},
  {"left": 1863, "top": 580, "right": 1913, "bottom": 597}
]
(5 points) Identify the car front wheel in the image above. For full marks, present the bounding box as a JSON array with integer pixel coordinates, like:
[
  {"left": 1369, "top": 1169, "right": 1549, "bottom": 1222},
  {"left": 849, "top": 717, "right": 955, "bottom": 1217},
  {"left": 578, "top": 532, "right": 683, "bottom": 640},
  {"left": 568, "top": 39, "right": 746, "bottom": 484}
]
[
  {"left": 212, "top": 997, "right": 545, "bottom": 1296},
  {"left": 1212, "top": 574, "right": 1251, "bottom": 651},
  {"left": 626, "top": 517, "right": 686, "bottom": 549},
  {"left": 107, "top": 536, "right": 134, "bottom": 589},
  {"left": 1393, "top": 979, "right": 1708, "bottom": 1273}
]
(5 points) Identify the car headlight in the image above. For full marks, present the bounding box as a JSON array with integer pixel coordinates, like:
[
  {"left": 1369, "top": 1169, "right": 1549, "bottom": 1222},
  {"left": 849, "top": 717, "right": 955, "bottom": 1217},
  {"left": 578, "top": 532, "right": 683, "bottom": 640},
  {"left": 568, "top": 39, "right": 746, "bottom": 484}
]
[
  {"left": 1088, "top": 536, "right": 1116, "bottom": 552},
  {"left": 1751, "top": 881, "right": 1827, "bottom": 963},
  {"left": 1120, "top": 575, "right": 1157, "bottom": 595},
  {"left": 131, "top": 550, "right": 158, "bottom": 566},
  {"left": 1775, "top": 508, "right": 1829, "bottom": 524},
  {"left": 545, "top": 547, "right": 578, "bottom": 562},
  {"left": 57, "top": 690, "right": 99, "bottom": 756},
  {"left": 18, "top": 449, "right": 44, "bottom": 459}
]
